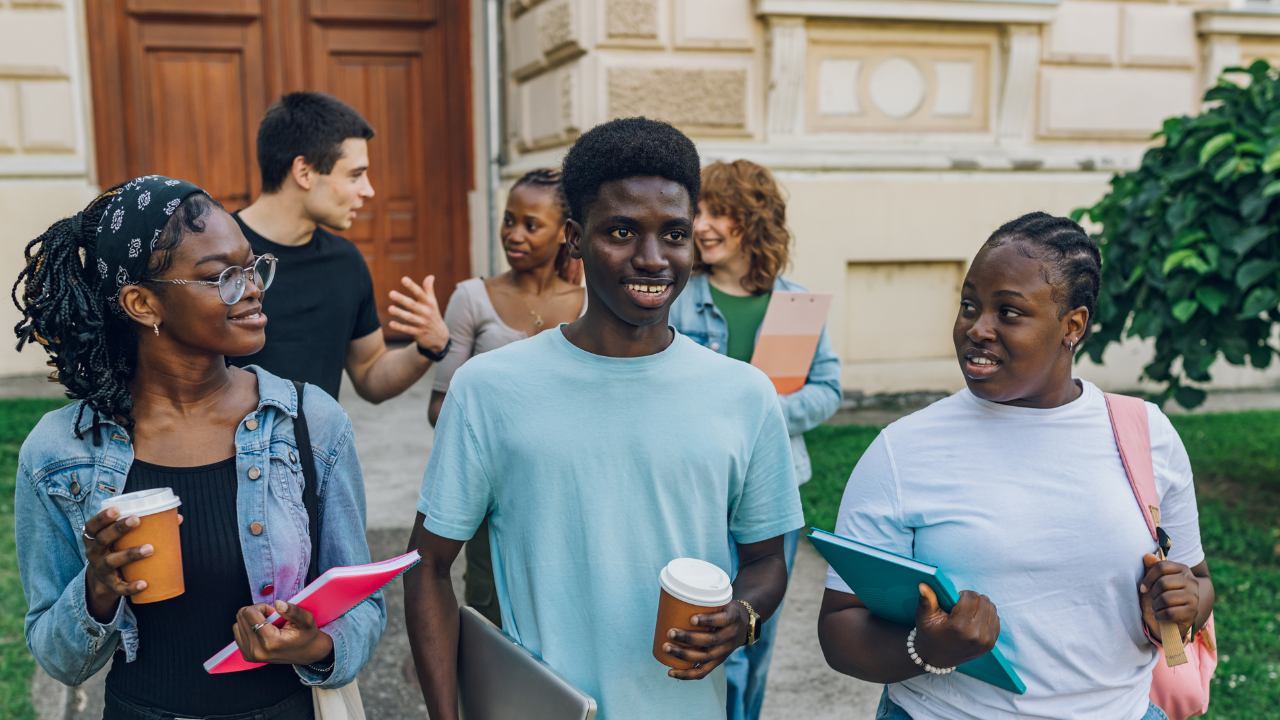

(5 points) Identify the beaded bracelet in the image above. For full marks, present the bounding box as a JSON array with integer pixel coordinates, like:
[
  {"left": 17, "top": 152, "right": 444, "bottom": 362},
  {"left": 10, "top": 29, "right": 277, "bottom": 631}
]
[{"left": 907, "top": 628, "right": 955, "bottom": 675}]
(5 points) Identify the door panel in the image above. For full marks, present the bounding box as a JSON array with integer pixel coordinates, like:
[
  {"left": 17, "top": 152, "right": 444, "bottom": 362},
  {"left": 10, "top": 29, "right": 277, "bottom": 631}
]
[
  {"left": 124, "top": 18, "right": 265, "bottom": 210},
  {"left": 316, "top": 24, "right": 459, "bottom": 326},
  {"left": 86, "top": 0, "right": 473, "bottom": 333}
]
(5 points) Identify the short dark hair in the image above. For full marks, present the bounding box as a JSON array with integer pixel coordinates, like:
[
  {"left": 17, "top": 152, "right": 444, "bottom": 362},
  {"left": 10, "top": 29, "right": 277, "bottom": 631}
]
[
  {"left": 256, "top": 92, "right": 375, "bottom": 193},
  {"left": 984, "top": 212, "right": 1102, "bottom": 342},
  {"left": 560, "top": 117, "right": 701, "bottom": 226}
]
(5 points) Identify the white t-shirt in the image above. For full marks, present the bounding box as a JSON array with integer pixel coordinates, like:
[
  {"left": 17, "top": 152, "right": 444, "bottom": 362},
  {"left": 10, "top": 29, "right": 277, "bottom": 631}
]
[{"left": 824, "top": 380, "right": 1203, "bottom": 720}]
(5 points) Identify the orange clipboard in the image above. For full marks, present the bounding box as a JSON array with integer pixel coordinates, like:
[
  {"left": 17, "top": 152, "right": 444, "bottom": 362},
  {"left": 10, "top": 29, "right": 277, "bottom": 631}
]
[{"left": 750, "top": 291, "right": 832, "bottom": 395}]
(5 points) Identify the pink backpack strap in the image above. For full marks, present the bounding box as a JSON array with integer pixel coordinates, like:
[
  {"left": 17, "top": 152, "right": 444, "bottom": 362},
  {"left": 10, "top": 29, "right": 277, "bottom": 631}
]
[{"left": 1103, "top": 392, "right": 1159, "bottom": 542}]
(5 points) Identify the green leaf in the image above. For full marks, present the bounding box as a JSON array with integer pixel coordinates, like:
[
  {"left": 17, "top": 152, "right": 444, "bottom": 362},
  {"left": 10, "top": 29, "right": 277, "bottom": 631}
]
[
  {"left": 1162, "top": 249, "right": 1199, "bottom": 275},
  {"left": 1195, "top": 285, "right": 1228, "bottom": 315},
  {"left": 1263, "top": 148, "right": 1280, "bottom": 173},
  {"left": 1174, "top": 385, "right": 1207, "bottom": 410},
  {"left": 1200, "top": 132, "right": 1236, "bottom": 164},
  {"left": 1172, "top": 299, "right": 1200, "bottom": 322},
  {"left": 1240, "top": 286, "right": 1280, "bottom": 317},
  {"left": 1230, "top": 225, "right": 1273, "bottom": 255},
  {"left": 1263, "top": 180, "right": 1280, "bottom": 198},
  {"left": 1213, "top": 156, "right": 1241, "bottom": 182},
  {"left": 1173, "top": 229, "right": 1207, "bottom": 248},
  {"left": 1125, "top": 264, "right": 1146, "bottom": 288},
  {"left": 1238, "top": 142, "right": 1263, "bottom": 156},
  {"left": 1235, "top": 259, "right": 1280, "bottom": 289}
]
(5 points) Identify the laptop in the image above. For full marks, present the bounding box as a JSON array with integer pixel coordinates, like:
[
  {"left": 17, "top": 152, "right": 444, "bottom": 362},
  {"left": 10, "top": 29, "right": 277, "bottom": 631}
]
[{"left": 457, "top": 606, "right": 597, "bottom": 720}]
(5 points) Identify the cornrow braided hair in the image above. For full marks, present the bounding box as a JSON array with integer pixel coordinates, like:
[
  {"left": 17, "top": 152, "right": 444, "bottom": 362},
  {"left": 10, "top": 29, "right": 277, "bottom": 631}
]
[
  {"left": 512, "top": 167, "right": 572, "bottom": 272},
  {"left": 984, "top": 211, "right": 1102, "bottom": 343},
  {"left": 11, "top": 185, "right": 217, "bottom": 441}
]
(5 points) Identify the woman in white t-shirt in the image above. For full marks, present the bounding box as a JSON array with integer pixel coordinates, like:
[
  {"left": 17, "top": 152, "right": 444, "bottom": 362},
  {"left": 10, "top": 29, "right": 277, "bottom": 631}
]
[{"left": 817, "top": 213, "right": 1214, "bottom": 720}]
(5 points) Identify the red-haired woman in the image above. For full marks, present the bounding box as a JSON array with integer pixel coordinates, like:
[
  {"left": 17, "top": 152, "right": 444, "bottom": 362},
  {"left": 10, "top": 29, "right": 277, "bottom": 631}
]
[{"left": 669, "top": 159, "right": 842, "bottom": 720}]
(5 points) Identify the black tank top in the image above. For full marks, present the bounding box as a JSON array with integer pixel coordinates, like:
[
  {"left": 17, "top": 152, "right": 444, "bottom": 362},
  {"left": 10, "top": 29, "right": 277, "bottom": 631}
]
[{"left": 106, "top": 458, "right": 304, "bottom": 716}]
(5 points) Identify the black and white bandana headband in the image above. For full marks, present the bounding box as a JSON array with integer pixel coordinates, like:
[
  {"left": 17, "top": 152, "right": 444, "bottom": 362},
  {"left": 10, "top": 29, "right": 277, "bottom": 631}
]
[{"left": 94, "top": 175, "right": 207, "bottom": 317}]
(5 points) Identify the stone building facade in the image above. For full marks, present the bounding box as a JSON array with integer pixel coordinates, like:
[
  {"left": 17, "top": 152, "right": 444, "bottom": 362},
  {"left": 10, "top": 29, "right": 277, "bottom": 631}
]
[
  {"left": 3, "top": 0, "right": 1280, "bottom": 397},
  {"left": 0, "top": 0, "right": 98, "bottom": 376},
  {"left": 499, "top": 0, "right": 1280, "bottom": 394}
]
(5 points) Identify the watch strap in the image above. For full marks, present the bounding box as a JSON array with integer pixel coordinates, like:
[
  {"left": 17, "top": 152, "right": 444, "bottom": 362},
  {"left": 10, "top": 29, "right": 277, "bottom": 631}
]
[
  {"left": 416, "top": 337, "right": 451, "bottom": 362},
  {"left": 735, "top": 599, "right": 760, "bottom": 645}
]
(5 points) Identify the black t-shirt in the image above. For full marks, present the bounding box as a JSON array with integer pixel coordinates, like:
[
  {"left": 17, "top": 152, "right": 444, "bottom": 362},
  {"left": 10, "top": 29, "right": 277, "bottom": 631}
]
[
  {"left": 107, "top": 458, "right": 304, "bottom": 716},
  {"left": 230, "top": 213, "right": 382, "bottom": 399}
]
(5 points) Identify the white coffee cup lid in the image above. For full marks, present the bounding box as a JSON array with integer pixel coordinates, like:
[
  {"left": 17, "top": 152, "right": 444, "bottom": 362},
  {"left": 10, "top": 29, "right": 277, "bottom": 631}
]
[
  {"left": 659, "top": 558, "right": 733, "bottom": 607},
  {"left": 100, "top": 488, "right": 181, "bottom": 518}
]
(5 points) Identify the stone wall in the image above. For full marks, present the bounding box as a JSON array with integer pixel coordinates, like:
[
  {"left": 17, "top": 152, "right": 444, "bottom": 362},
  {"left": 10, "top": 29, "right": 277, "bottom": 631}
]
[
  {"left": 0, "top": 0, "right": 99, "bottom": 377},
  {"left": 501, "top": 0, "right": 1280, "bottom": 394}
]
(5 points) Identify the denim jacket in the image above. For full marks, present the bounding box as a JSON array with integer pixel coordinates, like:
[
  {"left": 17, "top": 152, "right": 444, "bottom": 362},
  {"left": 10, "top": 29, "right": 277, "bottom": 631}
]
[
  {"left": 15, "top": 366, "right": 384, "bottom": 690},
  {"left": 669, "top": 273, "right": 843, "bottom": 484}
]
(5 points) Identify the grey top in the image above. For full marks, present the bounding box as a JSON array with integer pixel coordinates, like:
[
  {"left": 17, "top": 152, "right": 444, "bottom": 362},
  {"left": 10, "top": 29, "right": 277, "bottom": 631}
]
[{"left": 433, "top": 277, "right": 586, "bottom": 393}]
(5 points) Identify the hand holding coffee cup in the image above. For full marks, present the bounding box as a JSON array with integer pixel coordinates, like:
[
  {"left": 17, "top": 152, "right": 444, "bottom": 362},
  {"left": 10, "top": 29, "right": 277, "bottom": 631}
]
[
  {"left": 82, "top": 489, "right": 184, "bottom": 619},
  {"left": 653, "top": 558, "right": 746, "bottom": 680}
]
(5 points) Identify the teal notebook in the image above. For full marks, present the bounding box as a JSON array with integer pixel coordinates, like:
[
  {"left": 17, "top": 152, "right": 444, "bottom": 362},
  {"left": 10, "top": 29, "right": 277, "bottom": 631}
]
[{"left": 809, "top": 528, "right": 1026, "bottom": 694}]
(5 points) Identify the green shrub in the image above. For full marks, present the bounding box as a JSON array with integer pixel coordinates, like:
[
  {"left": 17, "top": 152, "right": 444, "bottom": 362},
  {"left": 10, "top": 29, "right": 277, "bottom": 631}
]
[{"left": 1074, "top": 60, "right": 1280, "bottom": 409}]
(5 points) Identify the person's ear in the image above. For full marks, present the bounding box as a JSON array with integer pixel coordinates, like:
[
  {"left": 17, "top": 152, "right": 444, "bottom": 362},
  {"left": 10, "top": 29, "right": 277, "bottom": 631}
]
[
  {"left": 119, "top": 285, "right": 162, "bottom": 330},
  {"left": 565, "top": 219, "right": 584, "bottom": 260},
  {"left": 1064, "top": 305, "right": 1089, "bottom": 349},
  {"left": 290, "top": 156, "right": 314, "bottom": 192}
]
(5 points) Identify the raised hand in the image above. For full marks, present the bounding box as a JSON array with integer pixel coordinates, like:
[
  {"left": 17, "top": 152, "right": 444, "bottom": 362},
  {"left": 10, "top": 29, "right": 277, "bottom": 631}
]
[
  {"left": 911, "top": 583, "right": 1000, "bottom": 671},
  {"left": 232, "top": 600, "right": 334, "bottom": 667},
  {"left": 388, "top": 275, "right": 449, "bottom": 356},
  {"left": 1139, "top": 553, "right": 1200, "bottom": 641},
  {"left": 660, "top": 602, "right": 750, "bottom": 680}
]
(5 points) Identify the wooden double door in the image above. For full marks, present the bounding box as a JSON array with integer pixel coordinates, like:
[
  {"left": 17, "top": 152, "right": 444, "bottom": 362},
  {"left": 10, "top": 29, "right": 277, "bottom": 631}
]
[{"left": 86, "top": 0, "right": 474, "bottom": 330}]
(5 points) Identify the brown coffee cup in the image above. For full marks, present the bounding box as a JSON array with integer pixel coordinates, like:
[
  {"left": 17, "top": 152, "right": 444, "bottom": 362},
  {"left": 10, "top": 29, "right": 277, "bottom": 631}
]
[
  {"left": 652, "top": 558, "right": 733, "bottom": 670},
  {"left": 101, "top": 488, "right": 184, "bottom": 604}
]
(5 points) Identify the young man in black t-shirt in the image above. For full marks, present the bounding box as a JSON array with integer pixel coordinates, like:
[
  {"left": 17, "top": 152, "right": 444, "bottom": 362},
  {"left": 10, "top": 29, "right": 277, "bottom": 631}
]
[{"left": 231, "top": 92, "right": 448, "bottom": 401}]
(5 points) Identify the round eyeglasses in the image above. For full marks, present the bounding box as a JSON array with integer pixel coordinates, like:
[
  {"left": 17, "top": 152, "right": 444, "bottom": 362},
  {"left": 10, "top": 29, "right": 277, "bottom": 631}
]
[{"left": 148, "top": 254, "right": 277, "bottom": 305}]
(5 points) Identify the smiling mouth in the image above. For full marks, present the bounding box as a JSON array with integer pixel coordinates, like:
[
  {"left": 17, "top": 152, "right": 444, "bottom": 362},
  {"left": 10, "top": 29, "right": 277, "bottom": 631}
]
[
  {"left": 622, "top": 282, "right": 672, "bottom": 308},
  {"left": 229, "top": 309, "right": 266, "bottom": 328},
  {"left": 698, "top": 238, "right": 723, "bottom": 249},
  {"left": 963, "top": 351, "right": 1003, "bottom": 379}
]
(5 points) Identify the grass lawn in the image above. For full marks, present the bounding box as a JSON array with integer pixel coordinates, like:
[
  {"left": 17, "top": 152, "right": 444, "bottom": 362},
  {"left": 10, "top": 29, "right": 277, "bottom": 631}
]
[
  {"left": 1, "top": 398, "right": 69, "bottom": 720},
  {"left": 802, "top": 409, "right": 1280, "bottom": 719}
]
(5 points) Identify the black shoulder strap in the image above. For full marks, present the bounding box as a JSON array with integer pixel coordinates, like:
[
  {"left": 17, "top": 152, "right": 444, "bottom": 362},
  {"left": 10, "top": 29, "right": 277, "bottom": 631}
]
[{"left": 293, "top": 380, "right": 323, "bottom": 584}]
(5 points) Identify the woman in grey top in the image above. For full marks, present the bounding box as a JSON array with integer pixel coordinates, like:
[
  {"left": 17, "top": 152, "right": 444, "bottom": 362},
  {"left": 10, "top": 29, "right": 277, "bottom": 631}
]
[{"left": 427, "top": 168, "right": 585, "bottom": 625}]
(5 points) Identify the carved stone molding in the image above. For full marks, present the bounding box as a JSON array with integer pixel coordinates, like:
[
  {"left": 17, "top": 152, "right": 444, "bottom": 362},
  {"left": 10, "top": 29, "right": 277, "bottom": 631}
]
[
  {"left": 997, "top": 24, "right": 1040, "bottom": 145},
  {"left": 755, "top": 0, "right": 1060, "bottom": 25},
  {"left": 509, "top": 0, "right": 586, "bottom": 82},
  {"left": 766, "top": 16, "right": 807, "bottom": 138},
  {"left": 608, "top": 67, "right": 748, "bottom": 130},
  {"left": 607, "top": 0, "right": 658, "bottom": 39}
]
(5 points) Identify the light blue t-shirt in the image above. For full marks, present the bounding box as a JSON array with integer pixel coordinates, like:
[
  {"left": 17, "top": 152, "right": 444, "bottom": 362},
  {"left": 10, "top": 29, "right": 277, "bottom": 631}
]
[{"left": 418, "top": 327, "right": 803, "bottom": 720}]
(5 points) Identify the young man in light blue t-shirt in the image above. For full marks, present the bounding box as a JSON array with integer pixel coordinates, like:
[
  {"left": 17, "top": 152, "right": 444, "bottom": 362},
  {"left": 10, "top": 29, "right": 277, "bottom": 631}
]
[{"left": 403, "top": 117, "right": 804, "bottom": 720}]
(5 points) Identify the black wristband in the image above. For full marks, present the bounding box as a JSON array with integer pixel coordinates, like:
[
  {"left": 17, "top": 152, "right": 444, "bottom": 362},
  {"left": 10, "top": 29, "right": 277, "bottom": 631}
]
[{"left": 416, "top": 338, "right": 451, "bottom": 362}]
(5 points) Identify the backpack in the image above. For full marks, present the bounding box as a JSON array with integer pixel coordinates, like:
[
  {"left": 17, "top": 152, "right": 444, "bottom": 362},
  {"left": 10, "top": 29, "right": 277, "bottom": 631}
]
[{"left": 1104, "top": 393, "right": 1218, "bottom": 720}]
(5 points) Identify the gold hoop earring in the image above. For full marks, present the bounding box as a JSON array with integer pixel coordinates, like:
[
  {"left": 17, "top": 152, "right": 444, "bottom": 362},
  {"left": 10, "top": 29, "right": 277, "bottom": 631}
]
[{"left": 153, "top": 322, "right": 160, "bottom": 336}]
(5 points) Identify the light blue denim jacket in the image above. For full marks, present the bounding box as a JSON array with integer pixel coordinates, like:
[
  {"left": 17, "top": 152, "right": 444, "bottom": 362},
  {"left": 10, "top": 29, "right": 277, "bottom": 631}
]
[
  {"left": 15, "top": 366, "right": 384, "bottom": 690},
  {"left": 669, "top": 273, "right": 843, "bottom": 483}
]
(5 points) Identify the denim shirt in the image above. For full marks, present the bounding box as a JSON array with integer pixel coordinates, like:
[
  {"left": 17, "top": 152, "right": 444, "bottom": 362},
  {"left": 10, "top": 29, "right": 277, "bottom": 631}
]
[
  {"left": 15, "top": 366, "right": 384, "bottom": 690},
  {"left": 669, "top": 273, "right": 843, "bottom": 484}
]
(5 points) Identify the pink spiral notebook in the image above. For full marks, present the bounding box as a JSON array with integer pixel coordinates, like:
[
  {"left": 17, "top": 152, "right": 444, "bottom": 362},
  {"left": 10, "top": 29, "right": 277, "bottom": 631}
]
[{"left": 203, "top": 551, "right": 421, "bottom": 674}]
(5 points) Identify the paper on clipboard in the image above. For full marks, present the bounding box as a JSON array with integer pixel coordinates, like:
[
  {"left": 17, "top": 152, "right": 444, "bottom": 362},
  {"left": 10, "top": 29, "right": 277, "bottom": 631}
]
[{"left": 750, "top": 291, "right": 832, "bottom": 395}]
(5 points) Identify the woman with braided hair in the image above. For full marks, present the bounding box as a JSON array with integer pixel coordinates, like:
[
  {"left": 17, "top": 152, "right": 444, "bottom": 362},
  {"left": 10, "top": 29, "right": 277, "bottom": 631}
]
[
  {"left": 13, "top": 176, "right": 384, "bottom": 720},
  {"left": 425, "top": 168, "right": 585, "bottom": 627}
]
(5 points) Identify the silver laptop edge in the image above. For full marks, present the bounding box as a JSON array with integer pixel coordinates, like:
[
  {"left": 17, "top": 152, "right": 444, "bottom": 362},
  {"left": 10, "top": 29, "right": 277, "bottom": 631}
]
[{"left": 457, "top": 605, "right": 597, "bottom": 720}]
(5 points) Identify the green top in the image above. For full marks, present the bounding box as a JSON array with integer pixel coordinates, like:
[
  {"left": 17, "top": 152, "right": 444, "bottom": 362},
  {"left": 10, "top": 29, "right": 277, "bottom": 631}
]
[{"left": 709, "top": 284, "right": 772, "bottom": 363}]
